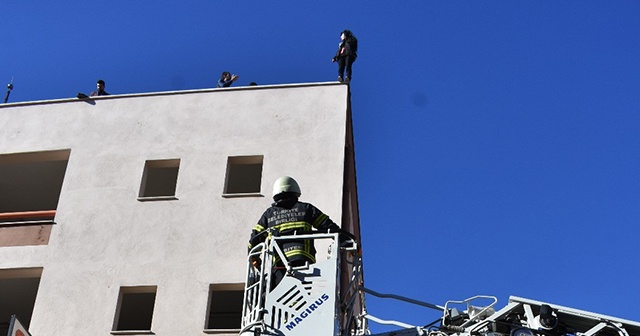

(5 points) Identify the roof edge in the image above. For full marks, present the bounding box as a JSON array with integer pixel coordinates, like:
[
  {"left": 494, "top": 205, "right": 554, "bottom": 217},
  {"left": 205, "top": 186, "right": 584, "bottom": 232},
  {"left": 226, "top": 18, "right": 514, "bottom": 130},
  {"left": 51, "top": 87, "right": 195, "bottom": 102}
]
[{"left": 0, "top": 81, "right": 348, "bottom": 109}]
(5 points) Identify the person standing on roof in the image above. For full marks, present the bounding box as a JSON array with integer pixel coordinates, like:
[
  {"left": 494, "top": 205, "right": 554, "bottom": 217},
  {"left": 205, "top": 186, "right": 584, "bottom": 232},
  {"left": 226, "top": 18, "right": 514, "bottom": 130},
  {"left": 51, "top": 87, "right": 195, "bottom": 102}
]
[
  {"left": 90, "top": 79, "right": 110, "bottom": 96},
  {"left": 332, "top": 29, "right": 358, "bottom": 83},
  {"left": 217, "top": 71, "right": 239, "bottom": 88},
  {"left": 249, "top": 176, "right": 343, "bottom": 284}
]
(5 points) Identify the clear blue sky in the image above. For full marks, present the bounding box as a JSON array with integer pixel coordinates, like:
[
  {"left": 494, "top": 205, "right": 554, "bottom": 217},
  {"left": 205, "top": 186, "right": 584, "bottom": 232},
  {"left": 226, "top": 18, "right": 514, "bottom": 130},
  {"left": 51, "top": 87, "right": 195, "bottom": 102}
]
[{"left": 2, "top": 1, "right": 639, "bottom": 333}]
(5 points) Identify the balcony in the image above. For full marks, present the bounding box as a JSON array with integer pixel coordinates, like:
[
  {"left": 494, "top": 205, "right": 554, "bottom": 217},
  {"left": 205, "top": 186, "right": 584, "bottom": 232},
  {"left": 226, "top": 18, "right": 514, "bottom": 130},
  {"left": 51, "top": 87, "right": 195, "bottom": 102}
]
[{"left": 0, "top": 149, "right": 68, "bottom": 247}]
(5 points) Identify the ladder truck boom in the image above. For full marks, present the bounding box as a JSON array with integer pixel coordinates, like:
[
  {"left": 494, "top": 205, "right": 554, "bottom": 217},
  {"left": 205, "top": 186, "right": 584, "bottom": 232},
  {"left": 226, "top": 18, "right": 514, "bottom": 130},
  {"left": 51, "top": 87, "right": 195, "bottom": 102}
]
[
  {"left": 241, "top": 232, "right": 365, "bottom": 336},
  {"left": 240, "top": 233, "right": 640, "bottom": 336}
]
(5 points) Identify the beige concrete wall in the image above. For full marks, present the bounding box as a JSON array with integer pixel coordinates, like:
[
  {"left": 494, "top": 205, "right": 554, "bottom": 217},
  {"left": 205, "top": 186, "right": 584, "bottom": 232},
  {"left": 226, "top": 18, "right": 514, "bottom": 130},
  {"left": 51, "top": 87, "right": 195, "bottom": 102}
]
[{"left": 0, "top": 83, "right": 351, "bottom": 336}]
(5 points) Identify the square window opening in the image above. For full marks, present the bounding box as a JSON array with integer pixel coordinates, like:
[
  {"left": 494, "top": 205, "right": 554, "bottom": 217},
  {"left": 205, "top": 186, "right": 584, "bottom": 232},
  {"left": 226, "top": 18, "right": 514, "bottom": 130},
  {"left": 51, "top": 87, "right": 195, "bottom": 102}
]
[
  {"left": 113, "top": 286, "right": 157, "bottom": 332},
  {"left": 205, "top": 284, "right": 244, "bottom": 330},
  {"left": 223, "top": 156, "right": 263, "bottom": 195},
  {"left": 139, "top": 159, "right": 180, "bottom": 198}
]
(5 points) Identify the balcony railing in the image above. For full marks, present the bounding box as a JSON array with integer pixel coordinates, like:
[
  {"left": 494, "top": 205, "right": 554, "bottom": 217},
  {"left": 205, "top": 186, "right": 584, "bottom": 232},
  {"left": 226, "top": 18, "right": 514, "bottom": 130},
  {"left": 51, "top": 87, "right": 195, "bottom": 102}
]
[{"left": 0, "top": 210, "right": 56, "bottom": 225}]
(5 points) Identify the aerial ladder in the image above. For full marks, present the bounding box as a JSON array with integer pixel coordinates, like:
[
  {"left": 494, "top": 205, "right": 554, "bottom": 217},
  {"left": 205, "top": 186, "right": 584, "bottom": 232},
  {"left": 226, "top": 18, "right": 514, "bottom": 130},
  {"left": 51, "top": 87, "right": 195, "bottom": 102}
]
[{"left": 240, "top": 233, "right": 640, "bottom": 336}]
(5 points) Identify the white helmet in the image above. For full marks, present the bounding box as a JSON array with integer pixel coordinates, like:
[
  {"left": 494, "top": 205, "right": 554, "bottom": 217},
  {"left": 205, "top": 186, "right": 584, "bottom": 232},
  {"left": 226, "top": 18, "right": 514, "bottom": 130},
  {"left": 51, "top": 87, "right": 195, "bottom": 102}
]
[{"left": 272, "top": 176, "right": 301, "bottom": 198}]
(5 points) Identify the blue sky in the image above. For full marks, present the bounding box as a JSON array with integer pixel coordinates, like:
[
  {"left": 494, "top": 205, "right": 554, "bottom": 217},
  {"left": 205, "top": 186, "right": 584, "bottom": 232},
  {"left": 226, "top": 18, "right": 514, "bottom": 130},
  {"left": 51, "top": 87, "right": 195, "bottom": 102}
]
[{"left": 2, "top": 1, "right": 640, "bottom": 333}]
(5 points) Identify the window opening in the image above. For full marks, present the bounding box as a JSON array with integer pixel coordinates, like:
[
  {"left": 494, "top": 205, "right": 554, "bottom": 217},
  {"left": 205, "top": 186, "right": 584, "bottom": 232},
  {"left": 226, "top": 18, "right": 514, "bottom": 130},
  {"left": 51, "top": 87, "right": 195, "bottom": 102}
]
[
  {"left": 205, "top": 284, "right": 244, "bottom": 330},
  {"left": 0, "top": 149, "right": 70, "bottom": 216},
  {"left": 113, "top": 286, "right": 157, "bottom": 332},
  {"left": 223, "top": 155, "right": 263, "bottom": 196},
  {"left": 138, "top": 159, "right": 180, "bottom": 200},
  {"left": 0, "top": 268, "right": 42, "bottom": 336}
]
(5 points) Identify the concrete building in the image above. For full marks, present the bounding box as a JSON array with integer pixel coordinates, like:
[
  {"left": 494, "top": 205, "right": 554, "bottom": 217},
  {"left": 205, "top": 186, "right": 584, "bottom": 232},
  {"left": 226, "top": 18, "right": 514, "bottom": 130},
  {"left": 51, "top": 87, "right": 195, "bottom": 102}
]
[{"left": 0, "top": 83, "right": 361, "bottom": 336}]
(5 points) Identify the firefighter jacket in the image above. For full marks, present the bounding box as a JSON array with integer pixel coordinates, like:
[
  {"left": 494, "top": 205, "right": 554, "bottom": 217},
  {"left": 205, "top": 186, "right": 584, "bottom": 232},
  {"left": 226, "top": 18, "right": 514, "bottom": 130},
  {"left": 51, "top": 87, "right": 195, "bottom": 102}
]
[{"left": 249, "top": 197, "right": 341, "bottom": 264}]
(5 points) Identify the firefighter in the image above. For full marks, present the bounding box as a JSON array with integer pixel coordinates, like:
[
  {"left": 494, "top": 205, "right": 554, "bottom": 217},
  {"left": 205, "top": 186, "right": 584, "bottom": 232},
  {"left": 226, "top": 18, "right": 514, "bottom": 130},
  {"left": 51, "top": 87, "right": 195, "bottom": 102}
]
[{"left": 249, "top": 176, "right": 343, "bottom": 286}]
